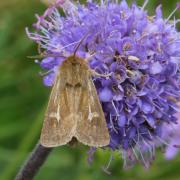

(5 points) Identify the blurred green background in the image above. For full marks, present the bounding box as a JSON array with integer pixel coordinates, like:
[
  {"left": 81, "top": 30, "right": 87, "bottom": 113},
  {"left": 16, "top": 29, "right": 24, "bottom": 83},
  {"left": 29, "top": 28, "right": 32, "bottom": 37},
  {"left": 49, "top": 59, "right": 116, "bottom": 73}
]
[{"left": 0, "top": 0, "right": 180, "bottom": 180}]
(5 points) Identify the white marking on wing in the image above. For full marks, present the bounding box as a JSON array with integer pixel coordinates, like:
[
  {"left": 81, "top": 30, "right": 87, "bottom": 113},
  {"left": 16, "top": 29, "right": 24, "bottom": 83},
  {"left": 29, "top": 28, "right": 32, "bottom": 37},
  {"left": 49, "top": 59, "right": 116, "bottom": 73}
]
[
  {"left": 86, "top": 79, "right": 99, "bottom": 122},
  {"left": 87, "top": 105, "right": 99, "bottom": 122},
  {"left": 49, "top": 104, "right": 61, "bottom": 123},
  {"left": 57, "top": 104, "right": 60, "bottom": 122}
]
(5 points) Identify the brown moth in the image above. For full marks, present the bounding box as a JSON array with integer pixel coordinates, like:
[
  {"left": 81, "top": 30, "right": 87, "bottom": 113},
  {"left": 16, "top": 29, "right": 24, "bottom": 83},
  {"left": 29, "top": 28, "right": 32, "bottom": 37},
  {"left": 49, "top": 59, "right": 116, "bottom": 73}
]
[{"left": 40, "top": 54, "right": 110, "bottom": 147}]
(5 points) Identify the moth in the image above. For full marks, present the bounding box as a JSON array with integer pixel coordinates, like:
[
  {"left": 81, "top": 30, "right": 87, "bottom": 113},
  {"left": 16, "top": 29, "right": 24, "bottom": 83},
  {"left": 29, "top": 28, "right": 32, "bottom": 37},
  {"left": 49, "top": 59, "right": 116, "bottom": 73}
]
[{"left": 40, "top": 51, "right": 110, "bottom": 147}]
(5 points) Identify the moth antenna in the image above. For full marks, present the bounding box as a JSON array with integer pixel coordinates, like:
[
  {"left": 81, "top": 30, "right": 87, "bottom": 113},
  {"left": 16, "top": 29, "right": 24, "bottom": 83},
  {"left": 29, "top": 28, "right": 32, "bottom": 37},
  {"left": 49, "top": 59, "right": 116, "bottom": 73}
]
[{"left": 73, "top": 32, "right": 90, "bottom": 57}]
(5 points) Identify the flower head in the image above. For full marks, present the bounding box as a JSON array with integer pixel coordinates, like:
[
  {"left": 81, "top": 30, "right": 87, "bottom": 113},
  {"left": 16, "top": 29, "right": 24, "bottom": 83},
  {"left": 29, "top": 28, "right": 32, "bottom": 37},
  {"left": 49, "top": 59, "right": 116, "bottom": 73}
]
[{"left": 27, "top": 0, "right": 180, "bottom": 169}]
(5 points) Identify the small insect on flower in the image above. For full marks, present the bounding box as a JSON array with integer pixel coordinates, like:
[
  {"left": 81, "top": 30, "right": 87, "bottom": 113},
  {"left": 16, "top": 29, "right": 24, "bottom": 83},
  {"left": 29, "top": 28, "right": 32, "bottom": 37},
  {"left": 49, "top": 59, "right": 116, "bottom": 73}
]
[{"left": 40, "top": 36, "right": 110, "bottom": 147}]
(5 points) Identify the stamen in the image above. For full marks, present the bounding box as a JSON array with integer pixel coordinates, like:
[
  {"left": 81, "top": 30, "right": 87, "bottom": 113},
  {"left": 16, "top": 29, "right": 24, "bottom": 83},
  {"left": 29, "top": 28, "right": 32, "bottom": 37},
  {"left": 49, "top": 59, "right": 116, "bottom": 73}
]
[
  {"left": 110, "top": 114, "right": 118, "bottom": 133},
  {"left": 142, "top": 138, "right": 154, "bottom": 161},
  {"left": 136, "top": 142, "right": 149, "bottom": 168},
  {"left": 156, "top": 136, "right": 171, "bottom": 147},
  {"left": 166, "top": 3, "right": 180, "bottom": 22},
  {"left": 131, "top": 146, "right": 139, "bottom": 161},
  {"left": 147, "top": 130, "right": 153, "bottom": 140},
  {"left": 102, "top": 153, "right": 113, "bottom": 175},
  {"left": 175, "top": 19, "right": 180, "bottom": 24},
  {"left": 112, "top": 101, "right": 120, "bottom": 117},
  {"left": 58, "top": 0, "right": 78, "bottom": 17},
  {"left": 123, "top": 127, "right": 126, "bottom": 137},
  {"left": 121, "top": 150, "right": 127, "bottom": 169},
  {"left": 126, "top": 69, "right": 134, "bottom": 76},
  {"left": 152, "top": 102, "right": 172, "bottom": 117},
  {"left": 137, "top": 129, "right": 140, "bottom": 143},
  {"left": 47, "top": 39, "right": 84, "bottom": 54},
  {"left": 141, "top": 0, "right": 149, "bottom": 10},
  {"left": 128, "top": 55, "right": 140, "bottom": 62},
  {"left": 39, "top": 69, "right": 54, "bottom": 76}
]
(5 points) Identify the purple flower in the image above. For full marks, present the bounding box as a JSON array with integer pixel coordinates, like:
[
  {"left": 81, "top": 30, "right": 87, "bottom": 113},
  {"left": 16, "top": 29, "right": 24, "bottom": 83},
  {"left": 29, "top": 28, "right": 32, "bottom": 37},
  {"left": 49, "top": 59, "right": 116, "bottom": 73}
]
[{"left": 27, "top": 0, "right": 180, "bottom": 169}]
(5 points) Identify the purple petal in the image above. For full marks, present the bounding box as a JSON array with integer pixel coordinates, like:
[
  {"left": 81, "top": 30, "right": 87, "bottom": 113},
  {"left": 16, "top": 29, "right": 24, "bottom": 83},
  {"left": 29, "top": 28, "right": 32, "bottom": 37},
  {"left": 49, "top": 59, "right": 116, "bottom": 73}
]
[
  {"left": 156, "top": 5, "right": 162, "bottom": 19},
  {"left": 141, "top": 100, "right": 154, "bottom": 114},
  {"left": 118, "top": 112, "right": 127, "bottom": 127},
  {"left": 43, "top": 73, "right": 56, "bottom": 87},
  {"left": 146, "top": 115, "right": 156, "bottom": 128},
  {"left": 99, "top": 87, "right": 113, "bottom": 102},
  {"left": 150, "top": 62, "right": 163, "bottom": 75}
]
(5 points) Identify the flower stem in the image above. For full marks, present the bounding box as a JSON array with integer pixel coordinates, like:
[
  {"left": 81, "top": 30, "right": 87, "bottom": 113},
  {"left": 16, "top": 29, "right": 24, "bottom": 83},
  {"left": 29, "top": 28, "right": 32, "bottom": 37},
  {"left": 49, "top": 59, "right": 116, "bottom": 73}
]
[{"left": 15, "top": 143, "right": 53, "bottom": 180}]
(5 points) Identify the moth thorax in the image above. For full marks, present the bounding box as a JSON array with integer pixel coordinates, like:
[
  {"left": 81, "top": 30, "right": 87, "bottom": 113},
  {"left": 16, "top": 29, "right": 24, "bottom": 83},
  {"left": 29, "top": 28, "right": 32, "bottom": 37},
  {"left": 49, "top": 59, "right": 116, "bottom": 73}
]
[{"left": 63, "top": 63, "right": 84, "bottom": 86}]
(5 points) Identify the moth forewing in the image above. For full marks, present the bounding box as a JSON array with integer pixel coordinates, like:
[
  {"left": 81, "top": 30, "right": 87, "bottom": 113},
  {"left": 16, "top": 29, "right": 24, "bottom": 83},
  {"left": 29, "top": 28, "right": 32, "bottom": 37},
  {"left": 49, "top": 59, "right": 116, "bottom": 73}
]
[
  {"left": 40, "top": 56, "right": 110, "bottom": 147},
  {"left": 40, "top": 68, "right": 76, "bottom": 147},
  {"left": 75, "top": 69, "right": 110, "bottom": 147}
]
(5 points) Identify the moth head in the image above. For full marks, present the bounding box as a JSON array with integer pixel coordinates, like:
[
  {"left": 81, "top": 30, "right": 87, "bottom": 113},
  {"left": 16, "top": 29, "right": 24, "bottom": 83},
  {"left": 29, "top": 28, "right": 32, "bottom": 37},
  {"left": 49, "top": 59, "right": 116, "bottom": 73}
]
[{"left": 67, "top": 55, "right": 87, "bottom": 66}]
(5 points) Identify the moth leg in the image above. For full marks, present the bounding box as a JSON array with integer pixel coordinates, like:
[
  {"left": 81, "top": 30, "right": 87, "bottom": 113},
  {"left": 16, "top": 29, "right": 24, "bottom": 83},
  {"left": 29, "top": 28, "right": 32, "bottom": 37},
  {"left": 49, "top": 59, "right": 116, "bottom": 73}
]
[{"left": 90, "top": 69, "right": 112, "bottom": 78}]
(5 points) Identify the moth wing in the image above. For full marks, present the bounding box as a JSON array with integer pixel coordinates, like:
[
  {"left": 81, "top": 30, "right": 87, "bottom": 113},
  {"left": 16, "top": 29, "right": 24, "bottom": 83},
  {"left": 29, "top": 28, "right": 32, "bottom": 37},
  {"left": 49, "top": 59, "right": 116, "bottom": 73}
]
[
  {"left": 40, "top": 73, "right": 75, "bottom": 147},
  {"left": 75, "top": 77, "right": 110, "bottom": 147}
]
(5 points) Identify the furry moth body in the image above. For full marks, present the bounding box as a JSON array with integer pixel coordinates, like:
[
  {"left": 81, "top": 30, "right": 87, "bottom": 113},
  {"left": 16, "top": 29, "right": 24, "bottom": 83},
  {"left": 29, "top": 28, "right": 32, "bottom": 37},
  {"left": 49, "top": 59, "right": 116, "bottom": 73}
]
[{"left": 40, "top": 56, "right": 110, "bottom": 147}]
